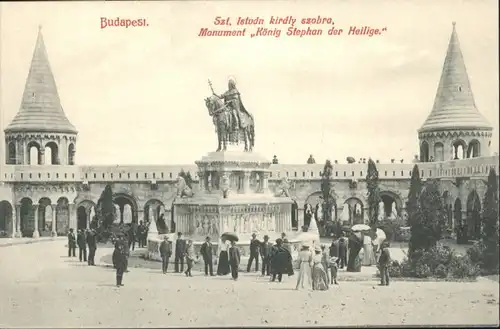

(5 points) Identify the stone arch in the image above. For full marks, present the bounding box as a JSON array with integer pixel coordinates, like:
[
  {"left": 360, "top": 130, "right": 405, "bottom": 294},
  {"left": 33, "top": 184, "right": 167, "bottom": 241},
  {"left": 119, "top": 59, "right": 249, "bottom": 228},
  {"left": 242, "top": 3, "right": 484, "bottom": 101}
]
[
  {"left": 44, "top": 141, "right": 59, "bottom": 165},
  {"left": 452, "top": 139, "right": 467, "bottom": 160},
  {"left": 76, "top": 200, "right": 96, "bottom": 230},
  {"left": 20, "top": 197, "right": 34, "bottom": 237},
  {"left": 467, "top": 190, "right": 481, "bottom": 240},
  {"left": 144, "top": 199, "right": 166, "bottom": 232},
  {"left": 304, "top": 191, "right": 337, "bottom": 221},
  {"left": 379, "top": 191, "right": 402, "bottom": 220},
  {"left": 341, "top": 197, "right": 364, "bottom": 225},
  {"left": 38, "top": 197, "right": 52, "bottom": 236},
  {"left": 68, "top": 143, "right": 75, "bottom": 165},
  {"left": 0, "top": 200, "right": 13, "bottom": 235},
  {"left": 7, "top": 142, "right": 16, "bottom": 164},
  {"left": 56, "top": 197, "right": 70, "bottom": 235},
  {"left": 27, "top": 141, "right": 42, "bottom": 165},
  {"left": 113, "top": 193, "right": 138, "bottom": 224},
  {"left": 420, "top": 141, "right": 429, "bottom": 162},
  {"left": 467, "top": 139, "right": 481, "bottom": 158},
  {"left": 434, "top": 142, "right": 444, "bottom": 162}
]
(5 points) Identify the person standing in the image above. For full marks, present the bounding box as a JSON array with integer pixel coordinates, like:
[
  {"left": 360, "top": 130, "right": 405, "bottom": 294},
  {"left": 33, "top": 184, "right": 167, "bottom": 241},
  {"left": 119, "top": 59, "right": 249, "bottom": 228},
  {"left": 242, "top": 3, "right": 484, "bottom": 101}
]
[
  {"left": 260, "top": 235, "right": 272, "bottom": 276},
  {"left": 247, "top": 233, "right": 260, "bottom": 272},
  {"left": 121, "top": 236, "right": 130, "bottom": 273},
  {"left": 138, "top": 221, "right": 146, "bottom": 248},
  {"left": 77, "top": 229, "right": 87, "bottom": 262},
  {"left": 175, "top": 232, "right": 187, "bottom": 273},
  {"left": 337, "top": 232, "right": 348, "bottom": 269},
  {"left": 311, "top": 246, "right": 329, "bottom": 291},
  {"left": 200, "top": 236, "right": 215, "bottom": 276},
  {"left": 128, "top": 227, "right": 136, "bottom": 252},
  {"left": 86, "top": 229, "right": 97, "bottom": 266},
  {"left": 270, "top": 238, "right": 293, "bottom": 283},
  {"left": 378, "top": 241, "right": 391, "bottom": 286},
  {"left": 113, "top": 243, "right": 126, "bottom": 287},
  {"left": 159, "top": 236, "right": 172, "bottom": 274},
  {"left": 216, "top": 240, "right": 231, "bottom": 276},
  {"left": 281, "top": 232, "right": 292, "bottom": 253},
  {"left": 320, "top": 245, "right": 330, "bottom": 284},
  {"left": 184, "top": 240, "right": 195, "bottom": 277},
  {"left": 295, "top": 245, "right": 313, "bottom": 290},
  {"left": 67, "top": 228, "right": 76, "bottom": 257},
  {"left": 228, "top": 241, "right": 240, "bottom": 280}
]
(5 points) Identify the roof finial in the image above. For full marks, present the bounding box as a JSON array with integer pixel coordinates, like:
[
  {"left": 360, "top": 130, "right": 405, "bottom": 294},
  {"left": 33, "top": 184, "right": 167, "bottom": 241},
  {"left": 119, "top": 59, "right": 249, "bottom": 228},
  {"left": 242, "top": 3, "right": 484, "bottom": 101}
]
[
  {"left": 452, "top": 21, "right": 456, "bottom": 27},
  {"left": 38, "top": 24, "right": 42, "bottom": 32}
]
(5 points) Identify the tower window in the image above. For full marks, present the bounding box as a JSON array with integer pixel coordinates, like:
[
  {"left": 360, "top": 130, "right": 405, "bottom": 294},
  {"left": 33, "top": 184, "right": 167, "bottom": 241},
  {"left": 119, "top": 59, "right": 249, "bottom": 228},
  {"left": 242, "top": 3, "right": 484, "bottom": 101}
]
[{"left": 458, "top": 85, "right": 462, "bottom": 92}]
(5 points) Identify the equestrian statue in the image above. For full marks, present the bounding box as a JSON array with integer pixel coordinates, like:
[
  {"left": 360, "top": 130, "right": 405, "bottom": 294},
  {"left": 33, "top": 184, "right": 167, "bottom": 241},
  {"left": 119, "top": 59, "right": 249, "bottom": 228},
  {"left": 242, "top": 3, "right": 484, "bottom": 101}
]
[{"left": 204, "top": 78, "right": 255, "bottom": 152}]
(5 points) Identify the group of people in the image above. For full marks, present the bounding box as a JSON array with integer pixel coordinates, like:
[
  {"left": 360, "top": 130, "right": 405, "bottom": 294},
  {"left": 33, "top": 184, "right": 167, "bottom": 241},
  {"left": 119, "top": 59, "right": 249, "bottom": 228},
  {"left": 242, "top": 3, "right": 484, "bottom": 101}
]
[{"left": 67, "top": 228, "right": 98, "bottom": 266}]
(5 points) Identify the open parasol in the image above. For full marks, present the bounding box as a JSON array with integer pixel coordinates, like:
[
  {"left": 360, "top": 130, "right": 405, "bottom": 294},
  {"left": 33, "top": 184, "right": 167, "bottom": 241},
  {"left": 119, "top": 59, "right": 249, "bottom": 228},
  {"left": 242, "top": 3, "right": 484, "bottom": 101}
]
[
  {"left": 351, "top": 224, "right": 371, "bottom": 232},
  {"left": 221, "top": 232, "right": 239, "bottom": 242}
]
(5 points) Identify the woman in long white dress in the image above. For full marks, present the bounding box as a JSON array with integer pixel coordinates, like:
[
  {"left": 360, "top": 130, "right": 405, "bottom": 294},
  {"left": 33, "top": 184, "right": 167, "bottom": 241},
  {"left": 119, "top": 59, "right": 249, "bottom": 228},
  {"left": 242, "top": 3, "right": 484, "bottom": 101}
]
[
  {"left": 295, "top": 245, "right": 313, "bottom": 290},
  {"left": 312, "top": 247, "right": 329, "bottom": 291},
  {"left": 362, "top": 234, "right": 376, "bottom": 266}
]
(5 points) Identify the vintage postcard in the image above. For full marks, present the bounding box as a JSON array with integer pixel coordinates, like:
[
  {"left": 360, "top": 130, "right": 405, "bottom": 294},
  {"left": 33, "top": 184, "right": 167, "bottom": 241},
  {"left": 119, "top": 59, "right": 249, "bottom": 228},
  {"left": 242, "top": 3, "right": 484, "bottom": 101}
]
[{"left": 0, "top": 0, "right": 498, "bottom": 328}]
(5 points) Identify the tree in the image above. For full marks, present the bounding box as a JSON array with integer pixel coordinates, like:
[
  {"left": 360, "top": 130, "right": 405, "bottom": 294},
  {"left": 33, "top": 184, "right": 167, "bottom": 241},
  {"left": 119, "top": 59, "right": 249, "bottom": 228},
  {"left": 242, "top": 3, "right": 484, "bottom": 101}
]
[
  {"left": 407, "top": 165, "right": 423, "bottom": 257},
  {"left": 366, "top": 158, "right": 381, "bottom": 227},
  {"left": 481, "top": 168, "right": 499, "bottom": 272},
  {"left": 409, "top": 179, "right": 447, "bottom": 257},
  {"left": 97, "top": 184, "right": 115, "bottom": 229},
  {"left": 320, "top": 160, "right": 336, "bottom": 233}
]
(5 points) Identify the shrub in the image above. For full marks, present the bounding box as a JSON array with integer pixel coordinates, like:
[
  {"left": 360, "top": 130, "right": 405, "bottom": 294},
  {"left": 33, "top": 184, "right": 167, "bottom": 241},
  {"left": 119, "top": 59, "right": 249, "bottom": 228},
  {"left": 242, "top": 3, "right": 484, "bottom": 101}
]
[
  {"left": 389, "top": 260, "right": 402, "bottom": 277},
  {"left": 466, "top": 241, "right": 485, "bottom": 266},
  {"left": 448, "top": 255, "right": 480, "bottom": 279},
  {"left": 415, "top": 262, "right": 432, "bottom": 278},
  {"left": 434, "top": 264, "right": 448, "bottom": 278}
]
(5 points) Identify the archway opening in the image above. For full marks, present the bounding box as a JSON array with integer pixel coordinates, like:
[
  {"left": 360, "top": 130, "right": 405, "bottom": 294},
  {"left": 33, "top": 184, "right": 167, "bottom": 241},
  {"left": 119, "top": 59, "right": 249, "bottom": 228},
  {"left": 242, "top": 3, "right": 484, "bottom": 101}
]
[
  {"left": 467, "top": 191, "right": 481, "bottom": 241},
  {"left": 113, "top": 194, "right": 138, "bottom": 230},
  {"left": 7, "top": 142, "right": 16, "bottom": 164},
  {"left": 420, "top": 141, "right": 429, "bottom": 162},
  {"left": 20, "top": 198, "right": 34, "bottom": 237},
  {"left": 27, "top": 141, "right": 41, "bottom": 165},
  {"left": 434, "top": 142, "right": 444, "bottom": 162},
  {"left": 38, "top": 197, "right": 52, "bottom": 236},
  {"left": 341, "top": 198, "right": 364, "bottom": 225},
  {"left": 77, "top": 206, "right": 87, "bottom": 230},
  {"left": 452, "top": 140, "right": 466, "bottom": 160},
  {"left": 0, "top": 200, "right": 13, "bottom": 235},
  {"left": 76, "top": 200, "right": 97, "bottom": 230},
  {"left": 68, "top": 143, "right": 75, "bottom": 165},
  {"left": 45, "top": 141, "right": 59, "bottom": 165},
  {"left": 144, "top": 199, "right": 166, "bottom": 233},
  {"left": 467, "top": 140, "right": 480, "bottom": 158},
  {"left": 56, "top": 197, "right": 70, "bottom": 236}
]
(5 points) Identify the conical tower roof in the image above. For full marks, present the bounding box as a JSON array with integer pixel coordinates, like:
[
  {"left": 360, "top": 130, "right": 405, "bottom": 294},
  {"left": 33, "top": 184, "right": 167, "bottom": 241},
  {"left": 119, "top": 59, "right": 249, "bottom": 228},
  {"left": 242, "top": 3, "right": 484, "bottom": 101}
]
[
  {"left": 418, "top": 22, "right": 492, "bottom": 133},
  {"left": 4, "top": 27, "right": 77, "bottom": 134}
]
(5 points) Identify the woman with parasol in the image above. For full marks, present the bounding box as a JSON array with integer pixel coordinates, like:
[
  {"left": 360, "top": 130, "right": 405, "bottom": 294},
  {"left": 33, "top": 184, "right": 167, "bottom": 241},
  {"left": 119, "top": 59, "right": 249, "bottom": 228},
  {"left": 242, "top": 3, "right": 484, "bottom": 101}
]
[
  {"left": 346, "top": 230, "right": 363, "bottom": 272},
  {"left": 270, "top": 238, "right": 294, "bottom": 283},
  {"left": 217, "top": 232, "right": 236, "bottom": 275}
]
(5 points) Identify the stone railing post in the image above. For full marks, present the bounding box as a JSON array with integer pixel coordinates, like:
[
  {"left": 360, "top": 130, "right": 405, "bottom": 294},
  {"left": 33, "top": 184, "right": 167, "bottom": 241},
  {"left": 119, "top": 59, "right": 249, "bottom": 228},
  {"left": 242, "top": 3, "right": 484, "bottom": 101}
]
[
  {"left": 15, "top": 204, "right": 22, "bottom": 237},
  {"left": 51, "top": 204, "right": 57, "bottom": 237}
]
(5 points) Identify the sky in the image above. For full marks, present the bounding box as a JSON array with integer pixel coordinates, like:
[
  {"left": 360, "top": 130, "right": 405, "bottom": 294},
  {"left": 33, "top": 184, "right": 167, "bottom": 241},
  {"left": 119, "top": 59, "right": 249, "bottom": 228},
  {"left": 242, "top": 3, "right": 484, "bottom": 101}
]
[{"left": 0, "top": 0, "right": 498, "bottom": 165}]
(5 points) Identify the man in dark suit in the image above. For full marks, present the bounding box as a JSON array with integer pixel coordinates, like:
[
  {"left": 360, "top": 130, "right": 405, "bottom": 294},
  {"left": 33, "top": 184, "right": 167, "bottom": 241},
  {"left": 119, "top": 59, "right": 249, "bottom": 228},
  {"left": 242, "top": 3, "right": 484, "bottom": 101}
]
[
  {"left": 67, "top": 228, "right": 76, "bottom": 257},
  {"left": 138, "top": 221, "right": 146, "bottom": 247},
  {"left": 113, "top": 243, "right": 127, "bottom": 287},
  {"left": 378, "top": 241, "right": 391, "bottom": 286},
  {"left": 159, "top": 235, "right": 172, "bottom": 274},
  {"left": 247, "top": 233, "right": 260, "bottom": 272},
  {"left": 86, "top": 229, "right": 97, "bottom": 266},
  {"left": 229, "top": 241, "right": 240, "bottom": 280},
  {"left": 175, "top": 232, "right": 187, "bottom": 273},
  {"left": 337, "top": 232, "right": 348, "bottom": 269},
  {"left": 260, "top": 235, "right": 272, "bottom": 276},
  {"left": 77, "top": 229, "right": 87, "bottom": 262},
  {"left": 200, "top": 236, "right": 215, "bottom": 276}
]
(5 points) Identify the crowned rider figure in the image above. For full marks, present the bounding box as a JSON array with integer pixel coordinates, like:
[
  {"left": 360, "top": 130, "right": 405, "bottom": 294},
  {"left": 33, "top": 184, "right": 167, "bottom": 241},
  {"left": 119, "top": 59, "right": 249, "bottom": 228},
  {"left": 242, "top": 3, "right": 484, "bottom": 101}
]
[{"left": 213, "top": 78, "right": 252, "bottom": 140}]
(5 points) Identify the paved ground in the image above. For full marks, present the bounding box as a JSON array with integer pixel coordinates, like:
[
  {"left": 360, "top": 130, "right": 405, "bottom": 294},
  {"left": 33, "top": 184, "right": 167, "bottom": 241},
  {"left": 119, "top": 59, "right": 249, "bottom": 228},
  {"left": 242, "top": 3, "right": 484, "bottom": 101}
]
[{"left": 0, "top": 240, "right": 498, "bottom": 328}]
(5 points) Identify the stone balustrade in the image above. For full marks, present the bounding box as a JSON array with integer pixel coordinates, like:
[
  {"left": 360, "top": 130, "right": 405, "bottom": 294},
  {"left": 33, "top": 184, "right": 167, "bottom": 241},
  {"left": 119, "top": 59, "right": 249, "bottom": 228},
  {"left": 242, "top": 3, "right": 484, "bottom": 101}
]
[{"left": 2, "top": 155, "right": 498, "bottom": 183}]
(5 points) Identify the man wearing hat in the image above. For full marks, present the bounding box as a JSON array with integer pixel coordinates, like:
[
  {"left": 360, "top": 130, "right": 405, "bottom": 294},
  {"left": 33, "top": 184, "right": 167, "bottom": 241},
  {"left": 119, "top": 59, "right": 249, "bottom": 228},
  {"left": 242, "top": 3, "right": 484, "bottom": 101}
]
[
  {"left": 378, "top": 241, "right": 391, "bottom": 286},
  {"left": 247, "top": 233, "right": 260, "bottom": 272},
  {"left": 175, "top": 232, "right": 187, "bottom": 273},
  {"left": 159, "top": 235, "right": 172, "bottom": 274},
  {"left": 260, "top": 235, "right": 272, "bottom": 276}
]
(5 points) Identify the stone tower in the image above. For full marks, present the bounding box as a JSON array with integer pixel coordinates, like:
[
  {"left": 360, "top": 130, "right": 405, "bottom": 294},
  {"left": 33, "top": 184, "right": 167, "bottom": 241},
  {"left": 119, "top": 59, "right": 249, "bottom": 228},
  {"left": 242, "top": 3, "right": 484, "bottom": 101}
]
[
  {"left": 418, "top": 22, "right": 493, "bottom": 162},
  {"left": 4, "top": 26, "right": 77, "bottom": 166}
]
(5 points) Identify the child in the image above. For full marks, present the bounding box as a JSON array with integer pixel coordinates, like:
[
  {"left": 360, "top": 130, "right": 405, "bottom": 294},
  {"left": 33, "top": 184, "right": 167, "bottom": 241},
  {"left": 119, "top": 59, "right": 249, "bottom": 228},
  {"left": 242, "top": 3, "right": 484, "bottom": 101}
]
[{"left": 329, "top": 256, "right": 339, "bottom": 285}]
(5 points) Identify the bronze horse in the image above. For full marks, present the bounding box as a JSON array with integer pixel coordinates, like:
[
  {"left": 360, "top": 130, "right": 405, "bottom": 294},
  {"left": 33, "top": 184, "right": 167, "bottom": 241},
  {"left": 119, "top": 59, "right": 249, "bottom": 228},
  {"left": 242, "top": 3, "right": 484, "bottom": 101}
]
[{"left": 204, "top": 95, "right": 255, "bottom": 152}]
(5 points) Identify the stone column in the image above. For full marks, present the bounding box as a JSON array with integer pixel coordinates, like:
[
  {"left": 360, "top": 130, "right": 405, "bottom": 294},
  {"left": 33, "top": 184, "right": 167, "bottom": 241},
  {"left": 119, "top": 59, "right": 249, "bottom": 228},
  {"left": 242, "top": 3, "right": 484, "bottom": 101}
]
[
  {"left": 69, "top": 204, "right": 77, "bottom": 230},
  {"left": 10, "top": 206, "right": 16, "bottom": 238},
  {"left": 33, "top": 204, "right": 40, "bottom": 238},
  {"left": 243, "top": 172, "right": 251, "bottom": 193},
  {"left": 39, "top": 150, "right": 45, "bottom": 165},
  {"left": 15, "top": 205, "right": 22, "bottom": 237},
  {"left": 298, "top": 208, "right": 304, "bottom": 230},
  {"left": 261, "top": 172, "right": 270, "bottom": 193},
  {"left": 51, "top": 204, "right": 57, "bottom": 237},
  {"left": 198, "top": 171, "right": 205, "bottom": 191}
]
